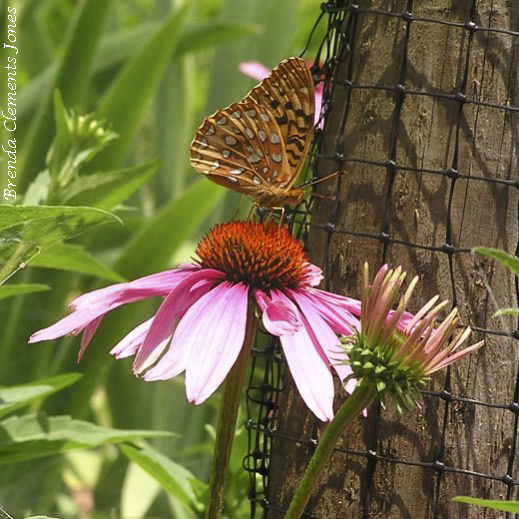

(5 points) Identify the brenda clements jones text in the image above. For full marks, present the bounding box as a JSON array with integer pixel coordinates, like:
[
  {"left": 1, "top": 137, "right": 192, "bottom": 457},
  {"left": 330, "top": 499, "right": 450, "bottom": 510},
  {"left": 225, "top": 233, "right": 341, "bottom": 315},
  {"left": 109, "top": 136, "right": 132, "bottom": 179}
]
[{"left": 3, "top": 6, "right": 17, "bottom": 201}]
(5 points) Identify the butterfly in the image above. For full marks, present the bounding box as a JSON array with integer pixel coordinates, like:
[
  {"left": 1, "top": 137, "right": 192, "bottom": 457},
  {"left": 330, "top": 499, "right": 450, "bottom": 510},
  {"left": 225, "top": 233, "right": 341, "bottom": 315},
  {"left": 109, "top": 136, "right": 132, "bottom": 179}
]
[{"left": 190, "top": 57, "right": 315, "bottom": 209}]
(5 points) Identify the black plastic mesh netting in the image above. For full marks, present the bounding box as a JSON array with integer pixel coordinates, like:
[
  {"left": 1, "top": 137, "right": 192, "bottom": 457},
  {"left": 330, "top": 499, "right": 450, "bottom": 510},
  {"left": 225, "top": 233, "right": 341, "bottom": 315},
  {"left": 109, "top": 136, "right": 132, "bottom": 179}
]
[{"left": 244, "top": 1, "right": 519, "bottom": 518}]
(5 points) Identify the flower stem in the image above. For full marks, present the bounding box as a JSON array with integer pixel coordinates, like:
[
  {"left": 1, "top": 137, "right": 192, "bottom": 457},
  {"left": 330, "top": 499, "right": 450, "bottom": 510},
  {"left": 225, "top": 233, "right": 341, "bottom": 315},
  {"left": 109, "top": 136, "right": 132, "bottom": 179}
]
[
  {"left": 285, "top": 384, "right": 377, "bottom": 519},
  {"left": 204, "top": 300, "right": 258, "bottom": 519}
]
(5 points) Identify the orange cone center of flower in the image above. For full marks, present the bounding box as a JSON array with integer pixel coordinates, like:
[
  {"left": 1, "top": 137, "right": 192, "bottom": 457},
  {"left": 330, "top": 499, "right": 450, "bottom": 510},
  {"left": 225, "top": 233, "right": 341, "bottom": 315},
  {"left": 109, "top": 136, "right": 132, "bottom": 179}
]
[{"left": 196, "top": 221, "right": 310, "bottom": 290}]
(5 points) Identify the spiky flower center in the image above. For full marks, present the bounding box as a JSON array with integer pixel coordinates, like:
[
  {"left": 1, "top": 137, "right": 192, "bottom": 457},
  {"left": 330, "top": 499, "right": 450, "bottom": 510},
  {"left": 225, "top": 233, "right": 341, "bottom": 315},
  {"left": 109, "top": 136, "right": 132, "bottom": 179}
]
[
  {"left": 196, "top": 221, "right": 310, "bottom": 290},
  {"left": 341, "top": 332, "right": 429, "bottom": 413}
]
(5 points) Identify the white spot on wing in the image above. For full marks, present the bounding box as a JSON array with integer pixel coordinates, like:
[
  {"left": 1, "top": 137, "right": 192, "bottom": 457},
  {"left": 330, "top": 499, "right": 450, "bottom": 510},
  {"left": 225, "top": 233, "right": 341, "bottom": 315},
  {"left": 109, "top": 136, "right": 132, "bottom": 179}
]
[
  {"left": 272, "top": 153, "right": 282, "bottom": 163},
  {"left": 230, "top": 168, "right": 244, "bottom": 175},
  {"left": 262, "top": 167, "right": 268, "bottom": 173},
  {"left": 216, "top": 116, "right": 227, "bottom": 125},
  {"left": 205, "top": 125, "right": 215, "bottom": 136},
  {"left": 249, "top": 154, "right": 260, "bottom": 164},
  {"left": 211, "top": 160, "right": 220, "bottom": 169},
  {"left": 271, "top": 133, "right": 280, "bottom": 144},
  {"left": 246, "top": 109, "right": 257, "bottom": 118},
  {"left": 245, "top": 128, "right": 254, "bottom": 139},
  {"left": 225, "top": 136, "right": 237, "bottom": 146},
  {"left": 222, "top": 150, "right": 231, "bottom": 158},
  {"left": 252, "top": 176, "right": 261, "bottom": 185},
  {"left": 199, "top": 138, "right": 208, "bottom": 148},
  {"left": 260, "top": 113, "right": 270, "bottom": 122},
  {"left": 258, "top": 130, "right": 267, "bottom": 142},
  {"left": 228, "top": 176, "right": 238, "bottom": 183},
  {"left": 231, "top": 109, "right": 242, "bottom": 119}
]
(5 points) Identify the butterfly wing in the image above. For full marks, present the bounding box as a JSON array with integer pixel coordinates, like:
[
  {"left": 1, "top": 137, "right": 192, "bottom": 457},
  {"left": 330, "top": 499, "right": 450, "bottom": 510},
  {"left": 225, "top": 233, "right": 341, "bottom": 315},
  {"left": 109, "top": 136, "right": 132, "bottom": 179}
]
[
  {"left": 190, "top": 101, "right": 290, "bottom": 199},
  {"left": 243, "top": 57, "right": 315, "bottom": 188}
]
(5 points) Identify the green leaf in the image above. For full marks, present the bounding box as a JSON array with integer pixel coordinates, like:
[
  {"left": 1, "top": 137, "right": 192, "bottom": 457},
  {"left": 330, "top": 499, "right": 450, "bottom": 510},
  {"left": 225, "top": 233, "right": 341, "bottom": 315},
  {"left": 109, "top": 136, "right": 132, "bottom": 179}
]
[
  {"left": 18, "top": 20, "right": 259, "bottom": 122},
  {"left": 174, "top": 20, "right": 261, "bottom": 57},
  {"left": 119, "top": 443, "right": 204, "bottom": 508},
  {"left": 121, "top": 461, "right": 161, "bottom": 519},
  {"left": 473, "top": 247, "right": 519, "bottom": 318},
  {"left": 453, "top": 496, "right": 519, "bottom": 512},
  {"left": 20, "top": 0, "right": 113, "bottom": 191},
  {"left": 87, "top": 6, "right": 189, "bottom": 172},
  {"left": 23, "top": 170, "right": 51, "bottom": 206},
  {"left": 0, "top": 283, "right": 50, "bottom": 300},
  {"left": 60, "top": 160, "right": 159, "bottom": 210},
  {"left": 473, "top": 247, "right": 519, "bottom": 278},
  {"left": 0, "top": 373, "right": 82, "bottom": 418},
  {"left": 29, "top": 242, "right": 124, "bottom": 282},
  {"left": 494, "top": 308, "right": 519, "bottom": 317},
  {"left": 0, "top": 205, "right": 120, "bottom": 284},
  {"left": 0, "top": 413, "right": 170, "bottom": 464},
  {"left": 115, "top": 179, "right": 225, "bottom": 278},
  {"left": 48, "top": 90, "right": 73, "bottom": 182}
]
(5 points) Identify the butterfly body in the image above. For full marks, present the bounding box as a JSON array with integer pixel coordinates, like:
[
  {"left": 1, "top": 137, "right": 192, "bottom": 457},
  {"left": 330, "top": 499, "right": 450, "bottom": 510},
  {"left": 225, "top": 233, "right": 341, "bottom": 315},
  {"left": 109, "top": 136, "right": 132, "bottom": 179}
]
[{"left": 190, "top": 57, "right": 314, "bottom": 210}]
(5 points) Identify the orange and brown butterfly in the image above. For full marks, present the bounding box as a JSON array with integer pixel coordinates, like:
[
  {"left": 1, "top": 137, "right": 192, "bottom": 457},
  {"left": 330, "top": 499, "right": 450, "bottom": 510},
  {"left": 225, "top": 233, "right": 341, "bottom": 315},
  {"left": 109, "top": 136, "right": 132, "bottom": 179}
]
[{"left": 189, "top": 57, "right": 315, "bottom": 209}]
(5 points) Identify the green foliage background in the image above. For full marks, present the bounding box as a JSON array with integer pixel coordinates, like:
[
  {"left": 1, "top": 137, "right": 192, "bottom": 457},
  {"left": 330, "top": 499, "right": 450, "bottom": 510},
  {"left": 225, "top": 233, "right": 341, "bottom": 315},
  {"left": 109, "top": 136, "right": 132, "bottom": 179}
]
[{"left": 0, "top": 0, "right": 324, "bottom": 517}]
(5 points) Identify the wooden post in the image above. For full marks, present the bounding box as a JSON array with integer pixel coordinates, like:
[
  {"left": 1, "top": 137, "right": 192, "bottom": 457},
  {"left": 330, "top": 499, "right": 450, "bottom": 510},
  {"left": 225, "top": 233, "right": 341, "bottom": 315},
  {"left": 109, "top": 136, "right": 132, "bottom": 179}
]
[{"left": 267, "top": 1, "right": 519, "bottom": 517}]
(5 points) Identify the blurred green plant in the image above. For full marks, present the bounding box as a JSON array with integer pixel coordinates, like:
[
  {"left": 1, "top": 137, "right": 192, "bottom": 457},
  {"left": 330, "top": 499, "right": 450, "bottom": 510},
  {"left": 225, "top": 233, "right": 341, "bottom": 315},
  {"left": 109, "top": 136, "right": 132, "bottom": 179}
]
[
  {"left": 453, "top": 496, "right": 519, "bottom": 514},
  {"left": 473, "top": 247, "right": 519, "bottom": 317},
  {"left": 0, "top": 0, "right": 324, "bottom": 517},
  {"left": 449, "top": 247, "right": 519, "bottom": 516}
]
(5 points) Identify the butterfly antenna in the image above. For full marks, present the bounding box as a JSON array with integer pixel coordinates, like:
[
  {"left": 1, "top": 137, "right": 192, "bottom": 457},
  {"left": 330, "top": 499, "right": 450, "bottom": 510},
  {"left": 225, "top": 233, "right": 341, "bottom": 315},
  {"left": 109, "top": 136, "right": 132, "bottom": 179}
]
[
  {"left": 299, "top": 10, "right": 326, "bottom": 58},
  {"left": 299, "top": 170, "right": 343, "bottom": 189}
]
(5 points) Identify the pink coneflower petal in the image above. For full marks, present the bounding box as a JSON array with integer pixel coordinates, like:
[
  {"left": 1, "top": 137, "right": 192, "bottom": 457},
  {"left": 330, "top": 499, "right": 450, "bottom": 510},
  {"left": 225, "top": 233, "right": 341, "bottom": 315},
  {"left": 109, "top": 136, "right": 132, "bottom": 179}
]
[
  {"left": 239, "top": 61, "right": 270, "bottom": 81},
  {"left": 29, "top": 268, "right": 198, "bottom": 346},
  {"left": 289, "top": 290, "right": 353, "bottom": 384},
  {"left": 30, "top": 220, "right": 364, "bottom": 421},
  {"left": 279, "top": 320, "right": 335, "bottom": 422},
  {"left": 305, "top": 290, "right": 359, "bottom": 336},
  {"left": 110, "top": 318, "right": 154, "bottom": 359},
  {"left": 239, "top": 61, "right": 323, "bottom": 126},
  {"left": 303, "top": 263, "right": 324, "bottom": 287},
  {"left": 268, "top": 289, "right": 334, "bottom": 420},
  {"left": 254, "top": 289, "right": 302, "bottom": 336},
  {"left": 310, "top": 289, "right": 362, "bottom": 317},
  {"left": 431, "top": 339, "right": 484, "bottom": 373},
  {"left": 143, "top": 282, "right": 248, "bottom": 395},
  {"left": 78, "top": 316, "right": 104, "bottom": 360},
  {"left": 73, "top": 268, "right": 194, "bottom": 311},
  {"left": 342, "top": 263, "right": 484, "bottom": 412},
  {"left": 28, "top": 308, "right": 102, "bottom": 343},
  {"left": 134, "top": 269, "right": 224, "bottom": 373},
  {"left": 314, "top": 83, "right": 323, "bottom": 126},
  {"left": 143, "top": 283, "right": 234, "bottom": 383},
  {"left": 185, "top": 282, "right": 249, "bottom": 404}
]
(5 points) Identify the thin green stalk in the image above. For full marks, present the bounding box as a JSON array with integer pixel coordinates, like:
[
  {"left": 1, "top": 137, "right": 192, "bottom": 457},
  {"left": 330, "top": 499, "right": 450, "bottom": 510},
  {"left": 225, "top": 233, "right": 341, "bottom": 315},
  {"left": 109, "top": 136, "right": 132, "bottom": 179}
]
[
  {"left": 285, "top": 384, "right": 377, "bottom": 519},
  {"left": 205, "top": 300, "right": 258, "bottom": 519}
]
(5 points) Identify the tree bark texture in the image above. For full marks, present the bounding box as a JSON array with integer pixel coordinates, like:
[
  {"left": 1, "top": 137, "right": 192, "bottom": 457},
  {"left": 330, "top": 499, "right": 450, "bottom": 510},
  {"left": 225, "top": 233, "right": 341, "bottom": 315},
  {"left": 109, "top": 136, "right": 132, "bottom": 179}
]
[{"left": 267, "top": 1, "right": 519, "bottom": 518}]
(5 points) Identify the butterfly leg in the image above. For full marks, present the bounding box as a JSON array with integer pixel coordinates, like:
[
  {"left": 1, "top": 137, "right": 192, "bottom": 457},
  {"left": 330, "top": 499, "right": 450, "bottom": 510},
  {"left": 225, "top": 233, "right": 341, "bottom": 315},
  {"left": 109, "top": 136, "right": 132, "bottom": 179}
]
[
  {"left": 230, "top": 195, "right": 246, "bottom": 221},
  {"left": 279, "top": 206, "right": 285, "bottom": 226},
  {"left": 247, "top": 202, "right": 259, "bottom": 221},
  {"left": 264, "top": 206, "right": 285, "bottom": 227},
  {"left": 311, "top": 192, "right": 336, "bottom": 202}
]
